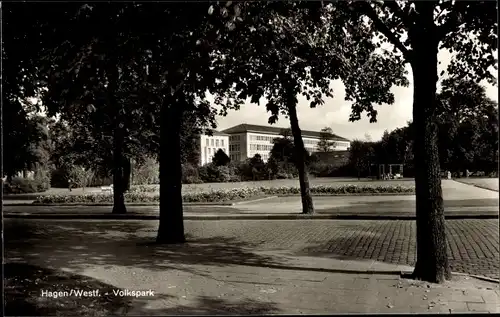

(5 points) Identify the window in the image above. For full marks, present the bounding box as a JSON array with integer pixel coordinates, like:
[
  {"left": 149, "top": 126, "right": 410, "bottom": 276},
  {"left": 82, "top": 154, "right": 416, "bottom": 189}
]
[
  {"left": 216, "top": 139, "right": 219, "bottom": 147},
  {"left": 221, "top": 140, "right": 225, "bottom": 147},
  {"left": 208, "top": 148, "right": 211, "bottom": 155},
  {"left": 206, "top": 138, "right": 209, "bottom": 145},
  {"left": 211, "top": 139, "right": 214, "bottom": 146}
]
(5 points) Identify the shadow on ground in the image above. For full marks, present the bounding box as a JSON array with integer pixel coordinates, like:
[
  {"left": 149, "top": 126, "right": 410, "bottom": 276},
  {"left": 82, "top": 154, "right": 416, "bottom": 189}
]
[
  {"left": 5, "top": 218, "right": 499, "bottom": 315},
  {"left": 4, "top": 263, "right": 278, "bottom": 316},
  {"left": 5, "top": 220, "right": 384, "bottom": 276},
  {"left": 4, "top": 263, "right": 135, "bottom": 316},
  {"left": 4, "top": 220, "right": 375, "bottom": 315}
]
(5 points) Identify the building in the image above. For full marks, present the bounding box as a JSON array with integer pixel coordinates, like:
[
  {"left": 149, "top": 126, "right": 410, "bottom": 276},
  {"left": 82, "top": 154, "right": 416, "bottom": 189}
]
[
  {"left": 198, "top": 130, "right": 230, "bottom": 166},
  {"left": 222, "top": 123, "right": 350, "bottom": 162}
]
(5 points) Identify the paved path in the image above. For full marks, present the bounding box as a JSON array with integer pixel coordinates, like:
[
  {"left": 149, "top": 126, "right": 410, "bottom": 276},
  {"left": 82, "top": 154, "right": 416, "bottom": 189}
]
[
  {"left": 6, "top": 255, "right": 499, "bottom": 314},
  {"left": 5, "top": 219, "right": 499, "bottom": 280},
  {"left": 454, "top": 178, "right": 499, "bottom": 192},
  {"left": 5, "top": 219, "right": 499, "bottom": 314}
]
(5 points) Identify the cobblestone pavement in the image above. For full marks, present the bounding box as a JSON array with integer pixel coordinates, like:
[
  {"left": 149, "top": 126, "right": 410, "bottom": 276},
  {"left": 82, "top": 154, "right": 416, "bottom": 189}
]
[{"left": 5, "top": 219, "right": 499, "bottom": 280}]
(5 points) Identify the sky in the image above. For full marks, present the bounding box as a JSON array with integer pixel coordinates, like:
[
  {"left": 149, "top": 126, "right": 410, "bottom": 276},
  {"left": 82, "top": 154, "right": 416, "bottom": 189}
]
[{"left": 215, "top": 49, "right": 498, "bottom": 142}]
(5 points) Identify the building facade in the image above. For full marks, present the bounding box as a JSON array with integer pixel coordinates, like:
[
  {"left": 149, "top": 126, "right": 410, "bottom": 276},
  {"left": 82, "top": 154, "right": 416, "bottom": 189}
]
[
  {"left": 222, "top": 124, "right": 350, "bottom": 163},
  {"left": 198, "top": 131, "right": 230, "bottom": 166}
]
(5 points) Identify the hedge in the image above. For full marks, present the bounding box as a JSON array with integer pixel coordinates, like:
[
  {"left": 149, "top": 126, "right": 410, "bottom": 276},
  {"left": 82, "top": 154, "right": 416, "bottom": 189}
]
[{"left": 34, "top": 184, "right": 415, "bottom": 204}]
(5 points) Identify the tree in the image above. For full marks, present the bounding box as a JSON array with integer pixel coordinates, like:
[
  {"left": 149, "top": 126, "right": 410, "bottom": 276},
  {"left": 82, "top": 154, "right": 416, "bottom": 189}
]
[
  {"left": 249, "top": 154, "right": 266, "bottom": 180},
  {"left": 2, "top": 3, "right": 58, "bottom": 180},
  {"left": 180, "top": 111, "right": 203, "bottom": 166},
  {"left": 219, "top": 2, "right": 407, "bottom": 214},
  {"left": 316, "top": 127, "right": 336, "bottom": 152},
  {"left": 21, "top": 2, "right": 241, "bottom": 232},
  {"left": 348, "top": 140, "right": 374, "bottom": 179},
  {"left": 436, "top": 79, "right": 498, "bottom": 176},
  {"left": 322, "top": 0, "right": 497, "bottom": 282},
  {"left": 270, "top": 137, "right": 296, "bottom": 163},
  {"left": 212, "top": 149, "right": 231, "bottom": 166}
]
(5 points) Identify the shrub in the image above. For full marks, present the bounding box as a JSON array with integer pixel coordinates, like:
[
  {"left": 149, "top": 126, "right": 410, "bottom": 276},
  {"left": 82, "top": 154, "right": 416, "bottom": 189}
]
[
  {"left": 198, "top": 163, "right": 241, "bottom": 183},
  {"left": 308, "top": 162, "right": 337, "bottom": 177},
  {"left": 68, "top": 165, "right": 95, "bottom": 191},
  {"left": 33, "top": 164, "right": 51, "bottom": 191},
  {"left": 49, "top": 167, "right": 68, "bottom": 188},
  {"left": 132, "top": 157, "right": 159, "bottom": 185},
  {"left": 182, "top": 163, "right": 202, "bottom": 184},
  {"left": 35, "top": 184, "right": 415, "bottom": 204},
  {"left": 3, "top": 177, "right": 49, "bottom": 194},
  {"left": 128, "top": 184, "right": 158, "bottom": 193}
]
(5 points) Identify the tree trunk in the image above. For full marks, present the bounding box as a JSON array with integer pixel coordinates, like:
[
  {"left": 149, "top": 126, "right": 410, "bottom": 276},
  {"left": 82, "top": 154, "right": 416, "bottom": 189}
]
[
  {"left": 156, "top": 96, "right": 186, "bottom": 244},
  {"left": 112, "top": 126, "right": 127, "bottom": 214},
  {"left": 123, "top": 157, "right": 131, "bottom": 191},
  {"left": 108, "top": 63, "right": 126, "bottom": 215},
  {"left": 287, "top": 101, "right": 314, "bottom": 214},
  {"left": 410, "top": 4, "right": 450, "bottom": 283}
]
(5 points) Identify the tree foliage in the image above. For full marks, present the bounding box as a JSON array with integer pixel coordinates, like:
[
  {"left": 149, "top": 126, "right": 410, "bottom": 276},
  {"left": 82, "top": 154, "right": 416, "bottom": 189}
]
[
  {"left": 348, "top": 140, "right": 375, "bottom": 179},
  {"left": 317, "top": 127, "right": 336, "bottom": 152},
  {"left": 212, "top": 149, "right": 231, "bottom": 167},
  {"left": 318, "top": 0, "right": 497, "bottom": 283},
  {"left": 436, "top": 79, "right": 498, "bottom": 175}
]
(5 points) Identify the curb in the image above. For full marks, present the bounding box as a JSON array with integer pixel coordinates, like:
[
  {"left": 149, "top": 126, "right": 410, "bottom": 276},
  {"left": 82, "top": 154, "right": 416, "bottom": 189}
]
[
  {"left": 450, "top": 272, "right": 500, "bottom": 284},
  {"left": 26, "top": 202, "right": 235, "bottom": 207},
  {"left": 400, "top": 270, "right": 499, "bottom": 284},
  {"left": 6, "top": 193, "right": 418, "bottom": 206},
  {"left": 279, "top": 193, "right": 415, "bottom": 197},
  {"left": 4, "top": 213, "right": 498, "bottom": 220},
  {"left": 9, "top": 196, "right": 279, "bottom": 207},
  {"left": 232, "top": 196, "right": 278, "bottom": 205}
]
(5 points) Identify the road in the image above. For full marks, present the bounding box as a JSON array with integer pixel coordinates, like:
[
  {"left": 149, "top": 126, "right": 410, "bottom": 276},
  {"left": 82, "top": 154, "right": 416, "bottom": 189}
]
[{"left": 5, "top": 218, "right": 499, "bottom": 280}]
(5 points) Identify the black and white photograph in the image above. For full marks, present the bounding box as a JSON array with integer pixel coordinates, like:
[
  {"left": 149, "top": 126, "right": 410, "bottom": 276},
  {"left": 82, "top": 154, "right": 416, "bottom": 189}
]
[{"left": 2, "top": 0, "right": 499, "bottom": 315}]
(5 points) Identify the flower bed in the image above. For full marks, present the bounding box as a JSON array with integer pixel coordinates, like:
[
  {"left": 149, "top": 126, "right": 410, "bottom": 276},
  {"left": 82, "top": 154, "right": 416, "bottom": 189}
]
[{"left": 34, "top": 184, "right": 415, "bottom": 204}]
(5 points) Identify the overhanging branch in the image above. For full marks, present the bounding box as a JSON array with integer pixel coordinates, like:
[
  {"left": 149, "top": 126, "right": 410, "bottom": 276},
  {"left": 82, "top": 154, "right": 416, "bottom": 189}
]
[
  {"left": 436, "top": 10, "right": 463, "bottom": 41},
  {"left": 359, "top": 1, "right": 412, "bottom": 61},
  {"left": 383, "top": 1, "right": 415, "bottom": 30}
]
